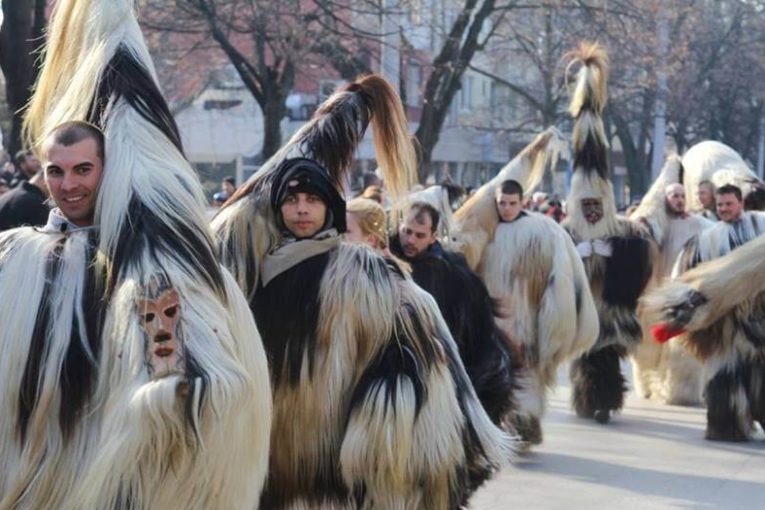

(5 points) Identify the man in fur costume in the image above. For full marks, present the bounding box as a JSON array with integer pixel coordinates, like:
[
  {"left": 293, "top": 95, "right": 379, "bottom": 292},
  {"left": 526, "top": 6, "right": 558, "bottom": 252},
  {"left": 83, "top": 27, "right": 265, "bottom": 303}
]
[
  {"left": 421, "top": 127, "right": 596, "bottom": 447},
  {"left": 646, "top": 184, "right": 765, "bottom": 441},
  {"left": 477, "top": 179, "right": 598, "bottom": 444},
  {"left": 561, "top": 43, "right": 654, "bottom": 424},
  {"left": 0, "top": 1, "right": 272, "bottom": 509},
  {"left": 388, "top": 201, "right": 519, "bottom": 438},
  {"left": 214, "top": 76, "right": 512, "bottom": 509},
  {"left": 630, "top": 157, "right": 713, "bottom": 405}
]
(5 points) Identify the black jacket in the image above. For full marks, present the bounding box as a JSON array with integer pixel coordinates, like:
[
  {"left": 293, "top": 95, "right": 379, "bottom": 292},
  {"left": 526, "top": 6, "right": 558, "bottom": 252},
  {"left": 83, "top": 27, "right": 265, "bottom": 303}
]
[{"left": 0, "top": 181, "right": 50, "bottom": 231}]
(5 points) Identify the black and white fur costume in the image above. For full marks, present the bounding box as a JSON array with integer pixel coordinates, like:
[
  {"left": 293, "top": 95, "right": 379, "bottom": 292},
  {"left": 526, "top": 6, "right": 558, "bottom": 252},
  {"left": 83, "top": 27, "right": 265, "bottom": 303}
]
[
  {"left": 560, "top": 43, "right": 654, "bottom": 424},
  {"left": 214, "top": 76, "right": 512, "bottom": 509},
  {"left": 1, "top": 1, "right": 272, "bottom": 508},
  {"left": 479, "top": 211, "right": 598, "bottom": 442},
  {"left": 645, "top": 211, "right": 765, "bottom": 440},
  {"left": 388, "top": 236, "right": 520, "bottom": 437},
  {"left": 438, "top": 128, "right": 597, "bottom": 445},
  {"left": 630, "top": 155, "right": 712, "bottom": 405}
]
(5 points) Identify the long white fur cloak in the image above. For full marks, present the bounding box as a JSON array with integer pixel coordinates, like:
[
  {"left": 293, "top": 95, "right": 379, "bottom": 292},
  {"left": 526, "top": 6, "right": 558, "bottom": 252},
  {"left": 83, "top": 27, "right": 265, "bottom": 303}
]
[
  {"left": 479, "top": 212, "right": 598, "bottom": 432},
  {"left": 4, "top": 1, "right": 272, "bottom": 508}
]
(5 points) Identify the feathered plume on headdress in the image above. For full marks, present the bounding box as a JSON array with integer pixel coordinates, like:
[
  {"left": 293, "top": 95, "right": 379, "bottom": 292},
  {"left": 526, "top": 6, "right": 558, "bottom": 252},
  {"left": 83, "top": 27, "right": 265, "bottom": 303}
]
[
  {"left": 213, "top": 73, "right": 417, "bottom": 298},
  {"left": 24, "top": 0, "right": 222, "bottom": 297},
  {"left": 564, "top": 42, "right": 619, "bottom": 238}
]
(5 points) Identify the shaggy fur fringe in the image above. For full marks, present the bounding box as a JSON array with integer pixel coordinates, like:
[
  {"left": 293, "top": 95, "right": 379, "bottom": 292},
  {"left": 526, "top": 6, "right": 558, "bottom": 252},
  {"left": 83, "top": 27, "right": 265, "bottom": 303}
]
[
  {"left": 12, "top": 1, "right": 273, "bottom": 507},
  {"left": 480, "top": 214, "right": 598, "bottom": 435},
  {"left": 252, "top": 243, "right": 514, "bottom": 509}
]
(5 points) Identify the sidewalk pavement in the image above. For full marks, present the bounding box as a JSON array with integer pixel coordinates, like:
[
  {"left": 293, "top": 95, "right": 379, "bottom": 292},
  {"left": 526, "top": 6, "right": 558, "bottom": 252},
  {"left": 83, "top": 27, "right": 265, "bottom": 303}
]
[{"left": 471, "top": 363, "right": 765, "bottom": 510}]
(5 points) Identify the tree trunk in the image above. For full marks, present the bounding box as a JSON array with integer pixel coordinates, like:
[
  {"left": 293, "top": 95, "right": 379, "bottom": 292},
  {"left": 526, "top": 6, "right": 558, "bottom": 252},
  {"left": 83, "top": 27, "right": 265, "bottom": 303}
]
[
  {"left": 611, "top": 110, "right": 649, "bottom": 199},
  {"left": 260, "top": 90, "right": 286, "bottom": 162},
  {"left": 0, "top": 0, "right": 43, "bottom": 154},
  {"left": 414, "top": 0, "right": 496, "bottom": 182}
]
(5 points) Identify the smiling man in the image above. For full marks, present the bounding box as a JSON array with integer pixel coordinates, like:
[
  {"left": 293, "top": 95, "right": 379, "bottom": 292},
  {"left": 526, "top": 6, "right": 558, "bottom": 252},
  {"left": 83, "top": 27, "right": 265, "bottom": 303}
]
[{"left": 41, "top": 121, "right": 104, "bottom": 231}]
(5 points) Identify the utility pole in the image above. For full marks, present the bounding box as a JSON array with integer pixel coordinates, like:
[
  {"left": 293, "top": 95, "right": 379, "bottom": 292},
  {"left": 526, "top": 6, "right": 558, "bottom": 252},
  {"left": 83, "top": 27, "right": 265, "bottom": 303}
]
[
  {"left": 379, "top": 0, "right": 400, "bottom": 90},
  {"left": 757, "top": 109, "right": 765, "bottom": 179},
  {"left": 651, "top": 4, "right": 669, "bottom": 181}
]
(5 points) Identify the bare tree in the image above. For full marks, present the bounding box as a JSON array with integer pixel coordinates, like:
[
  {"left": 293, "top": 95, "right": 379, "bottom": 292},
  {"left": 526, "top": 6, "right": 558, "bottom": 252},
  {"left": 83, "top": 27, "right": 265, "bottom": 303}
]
[
  {"left": 142, "top": 0, "right": 378, "bottom": 161},
  {"left": 0, "top": 0, "right": 46, "bottom": 154},
  {"left": 414, "top": 0, "right": 511, "bottom": 180}
]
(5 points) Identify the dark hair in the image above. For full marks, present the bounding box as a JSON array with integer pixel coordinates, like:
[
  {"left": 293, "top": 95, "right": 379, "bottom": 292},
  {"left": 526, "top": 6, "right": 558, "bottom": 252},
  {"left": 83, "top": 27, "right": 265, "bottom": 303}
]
[
  {"left": 408, "top": 201, "right": 440, "bottom": 233},
  {"left": 14, "top": 149, "right": 33, "bottom": 167},
  {"left": 223, "top": 176, "right": 235, "bottom": 186},
  {"left": 716, "top": 184, "right": 742, "bottom": 202},
  {"left": 362, "top": 171, "right": 382, "bottom": 189},
  {"left": 45, "top": 121, "right": 105, "bottom": 163},
  {"left": 499, "top": 179, "right": 523, "bottom": 197}
]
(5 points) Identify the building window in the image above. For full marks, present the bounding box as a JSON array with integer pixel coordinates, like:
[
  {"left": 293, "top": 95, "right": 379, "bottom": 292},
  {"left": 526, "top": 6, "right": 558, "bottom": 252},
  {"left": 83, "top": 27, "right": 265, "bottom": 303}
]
[{"left": 406, "top": 63, "right": 421, "bottom": 107}]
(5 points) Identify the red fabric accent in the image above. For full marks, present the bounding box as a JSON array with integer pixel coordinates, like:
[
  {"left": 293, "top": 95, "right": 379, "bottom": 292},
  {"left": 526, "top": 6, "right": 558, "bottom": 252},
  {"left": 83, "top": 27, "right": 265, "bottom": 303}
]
[{"left": 651, "top": 323, "right": 686, "bottom": 344}]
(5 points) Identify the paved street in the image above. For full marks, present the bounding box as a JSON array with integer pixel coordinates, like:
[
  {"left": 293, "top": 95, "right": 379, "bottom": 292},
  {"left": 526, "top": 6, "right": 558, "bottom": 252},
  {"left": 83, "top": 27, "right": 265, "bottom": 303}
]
[{"left": 472, "top": 363, "right": 765, "bottom": 510}]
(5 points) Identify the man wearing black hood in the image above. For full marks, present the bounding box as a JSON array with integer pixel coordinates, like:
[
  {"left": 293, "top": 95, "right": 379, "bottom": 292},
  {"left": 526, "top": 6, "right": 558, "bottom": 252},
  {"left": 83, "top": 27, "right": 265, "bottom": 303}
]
[{"left": 249, "top": 158, "right": 510, "bottom": 509}]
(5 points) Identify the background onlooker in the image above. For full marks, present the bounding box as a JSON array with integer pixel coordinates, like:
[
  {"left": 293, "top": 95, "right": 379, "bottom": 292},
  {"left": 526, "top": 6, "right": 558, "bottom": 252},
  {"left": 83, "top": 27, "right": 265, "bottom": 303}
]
[
  {"left": 0, "top": 169, "right": 50, "bottom": 230},
  {"left": 10, "top": 150, "right": 42, "bottom": 188},
  {"left": 213, "top": 175, "right": 236, "bottom": 206}
]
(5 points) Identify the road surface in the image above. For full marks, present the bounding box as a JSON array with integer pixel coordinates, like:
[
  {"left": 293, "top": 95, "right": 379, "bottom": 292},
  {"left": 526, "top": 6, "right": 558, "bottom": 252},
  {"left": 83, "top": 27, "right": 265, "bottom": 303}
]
[{"left": 472, "top": 363, "right": 765, "bottom": 510}]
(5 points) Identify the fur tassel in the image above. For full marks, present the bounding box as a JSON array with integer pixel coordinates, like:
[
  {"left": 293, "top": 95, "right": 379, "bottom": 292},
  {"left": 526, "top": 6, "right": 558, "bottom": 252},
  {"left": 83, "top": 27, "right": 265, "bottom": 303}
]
[
  {"left": 451, "top": 127, "right": 567, "bottom": 269},
  {"left": 566, "top": 42, "right": 609, "bottom": 181}
]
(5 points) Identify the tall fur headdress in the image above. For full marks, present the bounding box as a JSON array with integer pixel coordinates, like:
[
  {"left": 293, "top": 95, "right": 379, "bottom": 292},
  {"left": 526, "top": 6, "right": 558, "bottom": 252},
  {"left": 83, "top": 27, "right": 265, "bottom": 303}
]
[
  {"left": 213, "top": 74, "right": 417, "bottom": 298},
  {"left": 24, "top": 0, "right": 223, "bottom": 297},
  {"left": 564, "top": 42, "right": 619, "bottom": 238}
]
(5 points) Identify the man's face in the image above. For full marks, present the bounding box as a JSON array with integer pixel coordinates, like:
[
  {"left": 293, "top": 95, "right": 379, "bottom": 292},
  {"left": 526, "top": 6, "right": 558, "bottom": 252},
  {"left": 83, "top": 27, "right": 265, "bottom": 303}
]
[
  {"left": 496, "top": 192, "right": 523, "bottom": 222},
  {"left": 697, "top": 184, "right": 715, "bottom": 209},
  {"left": 665, "top": 185, "right": 686, "bottom": 215},
  {"left": 581, "top": 198, "right": 603, "bottom": 224},
  {"left": 280, "top": 191, "right": 327, "bottom": 238},
  {"left": 44, "top": 138, "right": 104, "bottom": 227},
  {"left": 399, "top": 210, "right": 436, "bottom": 259},
  {"left": 716, "top": 192, "right": 743, "bottom": 223},
  {"left": 20, "top": 154, "right": 41, "bottom": 178},
  {"left": 222, "top": 180, "right": 235, "bottom": 196}
]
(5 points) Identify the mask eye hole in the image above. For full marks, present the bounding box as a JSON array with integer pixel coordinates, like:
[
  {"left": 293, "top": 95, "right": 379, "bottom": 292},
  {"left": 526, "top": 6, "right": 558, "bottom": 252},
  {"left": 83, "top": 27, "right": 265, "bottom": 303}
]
[{"left": 164, "top": 305, "right": 178, "bottom": 318}]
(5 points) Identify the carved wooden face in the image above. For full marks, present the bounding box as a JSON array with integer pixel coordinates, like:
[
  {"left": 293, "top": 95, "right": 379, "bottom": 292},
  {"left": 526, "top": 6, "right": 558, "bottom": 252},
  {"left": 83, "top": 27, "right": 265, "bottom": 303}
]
[
  {"left": 581, "top": 198, "right": 603, "bottom": 224},
  {"left": 137, "top": 288, "right": 184, "bottom": 378}
]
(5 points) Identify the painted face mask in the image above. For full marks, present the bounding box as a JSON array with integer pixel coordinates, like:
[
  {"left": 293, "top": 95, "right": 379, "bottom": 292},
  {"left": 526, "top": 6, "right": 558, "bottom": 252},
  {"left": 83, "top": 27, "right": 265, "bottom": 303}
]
[
  {"left": 137, "top": 283, "right": 184, "bottom": 379},
  {"left": 581, "top": 198, "right": 603, "bottom": 224}
]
